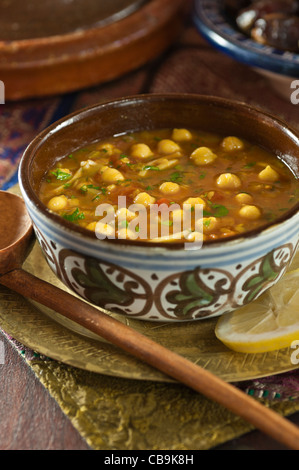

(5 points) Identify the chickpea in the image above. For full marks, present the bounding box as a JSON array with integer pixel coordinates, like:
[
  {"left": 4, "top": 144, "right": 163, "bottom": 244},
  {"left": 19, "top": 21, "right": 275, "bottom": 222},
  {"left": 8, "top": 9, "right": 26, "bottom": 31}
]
[
  {"left": 183, "top": 197, "right": 206, "bottom": 209},
  {"left": 106, "top": 184, "right": 116, "bottom": 193},
  {"left": 86, "top": 222, "right": 97, "bottom": 231},
  {"left": 191, "top": 147, "right": 217, "bottom": 166},
  {"left": 239, "top": 205, "right": 261, "bottom": 220},
  {"left": 117, "top": 228, "right": 136, "bottom": 240},
  {"left": 159, "top": 182, "right": 180, "bottom": 195},
  {"left": 216, "top": 173, "right": 241, "bottom": 189},
  {"left": 235, "top": 192, "right": 253, "bottom": 204},
  {"left": 157, "top": 139, "right": 181, "bottom": 155},
  {"left": 201, "top": 217, "right": 218, "bottom": 233},
  {"left": 134, "top": 192, "right": 156, "bottom": 207},
  {"left": 101, "top": 167, "right": 124, "bottom": 183},
  {"left": 47, "top": 195, "right": 68, "bottom": 211},
  {"left": 100, "top": 165, "right": 109, "bottom": 173},
  {"left": 97, "top": 143, "right": 114, "bottom": 155},
  {"left": 171, "top": 128, "right": 192, "bottom": 142},
  {"left": 235, "top": 223, "right": 245, "bottom": 233},
  {"left": 116, "top": 207, "right": 136, "bottom": 221},
  {"left": 130, "top": 143, "right": 153, "bottom": 159},
  {"left": 186, "top": 231, "right": 206, "bottom": 242},
  {"left": 80, "top": 160, "right": 99, "bottom": 174},
  {"left": 119, "top": 156, "right": 130, "bottom": 164},
  {"left": 221, "top": 136, "right": 244, "bottom": 152},
  {"left": 258, "top": 165, "right": 280, "bottom": 182},
  {"left": 95, "top": 222, "right": 115, "bottom": 238},
  {"left": 172, "top": 208, "right": 184, "bottom": 223}
]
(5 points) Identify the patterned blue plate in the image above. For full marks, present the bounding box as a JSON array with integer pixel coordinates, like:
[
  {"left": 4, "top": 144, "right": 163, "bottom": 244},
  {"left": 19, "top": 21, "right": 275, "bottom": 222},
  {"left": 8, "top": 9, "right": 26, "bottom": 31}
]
[{"left": 193, "top": 0, "right": 299, "bottom": 78}]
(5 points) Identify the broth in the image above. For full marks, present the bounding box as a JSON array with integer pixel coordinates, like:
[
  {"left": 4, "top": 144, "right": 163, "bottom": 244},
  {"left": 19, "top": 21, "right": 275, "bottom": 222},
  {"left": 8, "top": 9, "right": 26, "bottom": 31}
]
[{"left": 39, "top": 128, "right": 299, "bottom": 243}]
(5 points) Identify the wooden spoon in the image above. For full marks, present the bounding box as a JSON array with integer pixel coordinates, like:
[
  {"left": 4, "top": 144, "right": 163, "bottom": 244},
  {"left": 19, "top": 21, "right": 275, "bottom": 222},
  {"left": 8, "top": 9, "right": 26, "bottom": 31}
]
[{"left": 1, "top": 190, "right": 299, "bottom": 450}]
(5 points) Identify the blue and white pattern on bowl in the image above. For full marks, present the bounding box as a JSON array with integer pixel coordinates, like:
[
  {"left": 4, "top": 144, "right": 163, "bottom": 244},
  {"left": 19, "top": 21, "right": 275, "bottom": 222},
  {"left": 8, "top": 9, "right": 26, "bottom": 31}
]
[
  {"left": 19, "top": 182, "right": 299, "bottom": 322},
  {"left": 193, "top": 0, "right": 299, "bottom": 78}
]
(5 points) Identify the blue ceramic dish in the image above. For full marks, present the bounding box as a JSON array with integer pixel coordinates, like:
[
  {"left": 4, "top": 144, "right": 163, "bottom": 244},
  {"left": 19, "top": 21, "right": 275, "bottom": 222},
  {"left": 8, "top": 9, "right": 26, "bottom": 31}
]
[{"left": 193, "top": 0, "right": 299, "bottom": 78}]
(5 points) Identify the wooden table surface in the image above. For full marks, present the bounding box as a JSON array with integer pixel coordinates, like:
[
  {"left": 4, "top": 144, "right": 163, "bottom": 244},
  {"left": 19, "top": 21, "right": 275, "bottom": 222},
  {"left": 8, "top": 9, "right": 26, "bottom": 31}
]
[{"left": 1, "top": 330, "right": 299, "bottom": 450}]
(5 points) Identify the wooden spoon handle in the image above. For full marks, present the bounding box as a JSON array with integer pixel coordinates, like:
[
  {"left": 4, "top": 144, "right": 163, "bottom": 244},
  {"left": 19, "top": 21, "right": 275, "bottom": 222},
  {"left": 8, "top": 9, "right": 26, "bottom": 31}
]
[{"left": 1, "top": 267, "right": 299, "bottom": 450}]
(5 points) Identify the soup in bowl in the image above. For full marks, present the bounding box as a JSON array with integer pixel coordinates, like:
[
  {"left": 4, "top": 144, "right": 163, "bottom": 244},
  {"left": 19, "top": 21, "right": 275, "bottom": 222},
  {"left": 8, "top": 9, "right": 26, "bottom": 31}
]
[{"left": 18, "top": 94, "right": 299, "bottom": 322}]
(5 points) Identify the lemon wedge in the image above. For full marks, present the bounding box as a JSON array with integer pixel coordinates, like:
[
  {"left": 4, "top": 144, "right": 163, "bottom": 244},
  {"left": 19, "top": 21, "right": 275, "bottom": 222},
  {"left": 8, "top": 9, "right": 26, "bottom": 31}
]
[{"left": 215, "top": 268, "right": 299, "bottom": 353}]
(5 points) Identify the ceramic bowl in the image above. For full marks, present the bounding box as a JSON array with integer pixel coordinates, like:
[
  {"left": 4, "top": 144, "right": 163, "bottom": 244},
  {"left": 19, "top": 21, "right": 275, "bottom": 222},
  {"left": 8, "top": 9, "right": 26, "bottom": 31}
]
[
  {"left": 193, "top": 0, "right": 299, "bottom": 101},
  {"left": 18, "top": 94, "right": 299, "bottom": 322}
]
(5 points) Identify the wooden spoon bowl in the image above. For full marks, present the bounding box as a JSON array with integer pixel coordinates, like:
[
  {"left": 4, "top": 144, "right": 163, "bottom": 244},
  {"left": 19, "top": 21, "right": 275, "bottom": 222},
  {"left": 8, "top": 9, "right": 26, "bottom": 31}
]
[{"left": 0, "top": 191, "right": 34, "bottom": 274}]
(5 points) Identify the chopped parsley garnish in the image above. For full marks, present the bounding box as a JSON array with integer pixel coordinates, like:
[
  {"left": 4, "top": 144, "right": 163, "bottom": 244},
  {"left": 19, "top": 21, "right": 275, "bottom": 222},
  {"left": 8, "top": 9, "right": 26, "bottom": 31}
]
[
  {"left": 92, "top": 188, "right": 107, "bottom": 201},
  {"left": 119, "top": 220, "right": 129, "bottom": 229},
  {"left": 203, "top": 219, "right": 211, "bottom": 228},
  {"left": 243, "top": 162, "right": 256, "bottom": 169},
  {"left": 80, "top": 184, "right": 101, "bottom": 193},
  {"left": 51, "top": 169, "right": 71, "bottom": 181},
  {"left": 143, "top": 165, "right": 160, "bottom": 171},
  {"left": 62, "top": 208, "right": 85, "bottom": 222},
  {"left": 170, "top": 171, "right": 183, "bottom": 183},
  {"left": 203, "top": 202, "right": 229, "bottom": 218},
  {"left": 264, "top": 212, "right": 276, "bottom": 221},
  {"left": 161, "top": 219, "right": 173, "bottom": 226}
]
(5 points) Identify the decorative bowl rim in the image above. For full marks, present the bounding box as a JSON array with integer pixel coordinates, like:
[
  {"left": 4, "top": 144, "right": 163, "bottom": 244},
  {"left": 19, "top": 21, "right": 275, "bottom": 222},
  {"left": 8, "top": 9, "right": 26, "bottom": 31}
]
[{"left": 18, "top": 92, "right": 299, "bottom": 251}]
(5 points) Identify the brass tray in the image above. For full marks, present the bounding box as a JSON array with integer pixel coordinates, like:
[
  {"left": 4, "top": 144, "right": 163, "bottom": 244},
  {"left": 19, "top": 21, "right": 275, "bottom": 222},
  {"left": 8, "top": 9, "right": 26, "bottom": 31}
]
[
  {"left": 1, "top": 183, "right": 297, "bottom": 383},
  {"left": 0, "top": 237, "right": 298, "bottom": 383}
]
